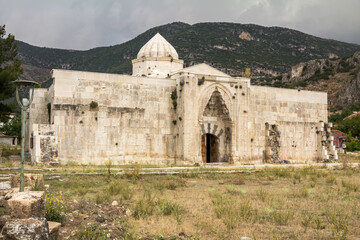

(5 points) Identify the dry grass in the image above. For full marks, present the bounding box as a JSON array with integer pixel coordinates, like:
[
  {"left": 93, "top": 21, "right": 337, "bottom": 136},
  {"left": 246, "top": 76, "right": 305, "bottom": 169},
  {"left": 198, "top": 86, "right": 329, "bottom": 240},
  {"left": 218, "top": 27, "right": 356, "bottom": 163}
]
[
  {"left": 31, "top": 166, "right": 360, "bottom": 239},
  {"left": 1, "top": 164, "right": 360, "bottom": 239}
]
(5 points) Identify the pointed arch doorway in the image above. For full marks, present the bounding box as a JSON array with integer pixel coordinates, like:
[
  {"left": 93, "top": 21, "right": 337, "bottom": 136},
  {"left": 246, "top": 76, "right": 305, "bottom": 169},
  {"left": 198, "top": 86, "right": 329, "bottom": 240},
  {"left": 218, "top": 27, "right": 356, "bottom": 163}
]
[{"left": 200, "top": 89, "right": 232, "bottom": 163}]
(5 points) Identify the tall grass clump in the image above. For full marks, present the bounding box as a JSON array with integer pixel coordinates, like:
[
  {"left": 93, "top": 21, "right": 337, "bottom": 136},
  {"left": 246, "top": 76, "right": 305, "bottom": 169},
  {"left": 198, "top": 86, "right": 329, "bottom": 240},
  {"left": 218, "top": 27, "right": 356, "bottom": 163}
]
[
  {"left": 107, "top": 181, "right": 134, "bottom": 201},
  {"left": 156, "top": 198, "right": 184, "bottom": 224},
  {"left": 326, "top": 207, "right": 350, "bottom": 240},
  {"left": 211, "top": 192, "right": 256, "bottom": 230},
  {"left": 133, "top": 188, "right": 156, "bottom": 219},
  {"left": 273, "top": 168, "right": 292, "bottom": 178},
  {"left": 95, "top": 192, "right": 111, "bottom": 204},
  {"left": 104, "top": 159, "right": 113, "bottom": 181},
  {"left": 342, "top": 179, "right": 359, "bottom": 193},
  {"left": 124, "top": 163, "right": 141, "bottom": 180},
  {"left": 75, "top": 224, "right": 110, "bottom": 240}
]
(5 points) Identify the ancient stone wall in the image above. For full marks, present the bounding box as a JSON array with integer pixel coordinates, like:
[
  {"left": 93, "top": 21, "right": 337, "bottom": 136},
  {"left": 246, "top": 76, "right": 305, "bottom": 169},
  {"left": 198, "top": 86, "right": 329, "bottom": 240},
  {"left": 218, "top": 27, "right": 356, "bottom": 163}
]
[
  {"left": 28, "top": 67, "right": 330, "bottom": 165},
  {"left": 29, "top": 70, "right": 177, "bottom": 165}
]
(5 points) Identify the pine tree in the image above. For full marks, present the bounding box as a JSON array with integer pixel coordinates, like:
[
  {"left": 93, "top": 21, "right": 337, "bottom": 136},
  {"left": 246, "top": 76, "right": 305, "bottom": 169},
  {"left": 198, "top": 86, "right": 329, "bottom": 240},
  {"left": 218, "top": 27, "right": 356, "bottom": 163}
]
[{"left": 0, "top": 25, "right": 23, "bottom": 123}]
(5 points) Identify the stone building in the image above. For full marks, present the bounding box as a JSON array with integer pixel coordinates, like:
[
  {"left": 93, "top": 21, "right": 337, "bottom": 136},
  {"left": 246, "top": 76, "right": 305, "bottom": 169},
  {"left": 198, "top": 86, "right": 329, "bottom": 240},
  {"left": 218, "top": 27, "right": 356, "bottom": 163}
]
[{"left": 26, "top": 33, "right": 337, "bottom": 165}]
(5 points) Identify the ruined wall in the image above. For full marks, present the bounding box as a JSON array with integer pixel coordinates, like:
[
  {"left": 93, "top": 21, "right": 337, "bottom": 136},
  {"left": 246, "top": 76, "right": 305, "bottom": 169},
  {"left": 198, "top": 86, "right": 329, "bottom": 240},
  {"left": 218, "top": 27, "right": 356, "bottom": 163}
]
[{"left": 244, "top": 86, "right": 328, "bottom": 163}]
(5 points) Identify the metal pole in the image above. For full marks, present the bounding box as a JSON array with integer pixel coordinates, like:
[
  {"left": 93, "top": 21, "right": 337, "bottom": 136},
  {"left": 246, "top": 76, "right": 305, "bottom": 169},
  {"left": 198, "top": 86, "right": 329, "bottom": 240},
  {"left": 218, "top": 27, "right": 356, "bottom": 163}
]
[
  {"left": 20, "top": 106, "right": 25, "bottom": 192},
  {"left": 14, "top": 84, "right": 35, "bottom": 192}
]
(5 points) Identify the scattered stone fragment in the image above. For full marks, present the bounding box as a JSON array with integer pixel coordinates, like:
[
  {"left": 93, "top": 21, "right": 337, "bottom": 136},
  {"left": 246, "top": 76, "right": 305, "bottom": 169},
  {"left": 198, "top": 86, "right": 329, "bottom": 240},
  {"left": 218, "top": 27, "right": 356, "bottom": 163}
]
[
  {"left": 0, "top": 182, "right": 11, "bottom": 191},
  {"left": 6, "top": 191, "right": 45, "bottom": 219},
  {"left": 1, "top": 217, "right": 49, "bottom": 240},
  {"left": 0, "top": 196, "right": 5, "bottom": 207},
  {"left": 0, "top": 215, "right": 11, "bottom": 231},
  {"left": 48, "top": 221, "right": 61, "bottom": 240},
  {"left": 111, "top": 200, "right": 118, "bottom": 206}
]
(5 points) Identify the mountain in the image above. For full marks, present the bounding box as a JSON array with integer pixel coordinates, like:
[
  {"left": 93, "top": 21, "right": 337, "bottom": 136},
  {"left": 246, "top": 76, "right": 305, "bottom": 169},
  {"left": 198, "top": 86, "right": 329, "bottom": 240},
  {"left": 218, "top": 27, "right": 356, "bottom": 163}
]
[
  {"left": 254, "top": 50, "right": 360, "bottom": 109},
  {"left": 16, "top": 22, "right": 359, "bottom": 84}
]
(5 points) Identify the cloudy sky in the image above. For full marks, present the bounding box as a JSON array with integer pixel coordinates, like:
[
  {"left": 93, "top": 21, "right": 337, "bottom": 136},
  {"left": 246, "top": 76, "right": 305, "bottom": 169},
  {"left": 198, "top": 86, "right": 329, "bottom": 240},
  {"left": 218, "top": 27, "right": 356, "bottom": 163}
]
[{"left": 0, "top": 0, "right": 359, "bottom": 50}]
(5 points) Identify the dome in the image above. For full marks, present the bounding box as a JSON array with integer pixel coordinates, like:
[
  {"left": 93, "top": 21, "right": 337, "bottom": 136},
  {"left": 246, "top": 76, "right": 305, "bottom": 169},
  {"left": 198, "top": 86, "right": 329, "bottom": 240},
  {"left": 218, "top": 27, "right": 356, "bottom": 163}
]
[{"left": 137, "top": 33, "right": 179, "bottom": 59}]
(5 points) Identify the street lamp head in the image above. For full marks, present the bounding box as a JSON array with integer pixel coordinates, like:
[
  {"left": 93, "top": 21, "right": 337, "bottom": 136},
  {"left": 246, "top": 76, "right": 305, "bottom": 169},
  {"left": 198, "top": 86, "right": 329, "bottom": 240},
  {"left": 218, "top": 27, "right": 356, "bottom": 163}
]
[{"left": 12, "top": 79, "right": 39, "bottom": 87}]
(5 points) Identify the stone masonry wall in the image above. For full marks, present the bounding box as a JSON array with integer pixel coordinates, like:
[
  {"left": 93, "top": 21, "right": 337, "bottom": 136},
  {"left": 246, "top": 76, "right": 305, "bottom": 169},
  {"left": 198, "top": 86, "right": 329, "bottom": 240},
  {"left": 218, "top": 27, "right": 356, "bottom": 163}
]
[{"left": 30, "top": 70, "right": 177, "bottom": 165}]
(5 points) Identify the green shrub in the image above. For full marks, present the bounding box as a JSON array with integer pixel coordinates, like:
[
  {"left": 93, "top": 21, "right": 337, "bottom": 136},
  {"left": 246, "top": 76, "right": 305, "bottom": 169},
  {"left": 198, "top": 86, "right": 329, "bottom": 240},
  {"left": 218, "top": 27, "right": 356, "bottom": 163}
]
[
  {"left": 123, "top": 163, "right": 141, "bottom": 180},
  {"left": 133, "top": 188, "right": 156, "bottom": 219},
  {"left": 95, "top": 192, "right": 111, "bottom": 204},
  {"left": 273, "top": 168, "right": 291, "bottom": 178},
  {"left": 256, "top": 188, "right": 270, "bottom": 202},
  {"left": 270, "top": 209, "right": 294, "bottom": 226},
  {"left": 107, "top": 181, "right": 134, "bottom": 201},
  {"left": 342, "top": 179, "right": 359, "bottom": 193},
  {"left": 326, "top": 175, "right": 337, "bottom": 185},
  {"left": 211, "top": 192, "right": 256, "bottom": 230},
  {"left": 156, "top": 198, "right": 184, "bottom": 224},
  {"left": 326, "top": 207, "right": 349, "bottom": 239},
  {"left": 45, "top": 192, "right": 68, "bottom": 224},
  {"left": 75, "top": 224, "right": 110, "bottom": 240},
  {"left": 90, "top": 101, "right": 98, "bottom": 109},
  {"left": 198, "top": 76, "right": 205, "bottom": 85},
  {"left": 31, "top": 179, "right": 45, "bottom": 191}
]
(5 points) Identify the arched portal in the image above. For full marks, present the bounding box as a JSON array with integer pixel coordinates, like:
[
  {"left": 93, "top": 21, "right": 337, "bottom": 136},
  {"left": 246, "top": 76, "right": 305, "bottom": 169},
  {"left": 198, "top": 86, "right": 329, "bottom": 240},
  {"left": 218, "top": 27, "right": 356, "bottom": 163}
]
[
  {"left": 201, "top": 134, "right": 219, "bottom": 163},
  {"left": 200, "top": 89, "right": 232, "bottom": 163}
]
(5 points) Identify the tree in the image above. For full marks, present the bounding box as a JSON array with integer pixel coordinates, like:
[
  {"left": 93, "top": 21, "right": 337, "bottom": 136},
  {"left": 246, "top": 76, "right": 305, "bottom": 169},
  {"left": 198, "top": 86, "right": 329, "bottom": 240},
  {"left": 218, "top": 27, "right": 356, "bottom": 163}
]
[
  {"left": 1, "top": 116, "right": 20, "bottom": 139},
  {"left": 0, "top": 25, "right": 22, "bottom": 123}
]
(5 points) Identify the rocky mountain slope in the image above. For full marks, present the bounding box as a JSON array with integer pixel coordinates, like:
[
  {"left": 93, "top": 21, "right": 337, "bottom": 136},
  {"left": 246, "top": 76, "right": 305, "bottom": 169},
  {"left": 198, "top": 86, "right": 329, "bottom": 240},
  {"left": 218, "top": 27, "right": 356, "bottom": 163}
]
[
  {"left": 257, "top": 50, "right": 360, "bottom": 108},
  {"left": 17, "top": 22, "right": 359, "bottom": 84}
]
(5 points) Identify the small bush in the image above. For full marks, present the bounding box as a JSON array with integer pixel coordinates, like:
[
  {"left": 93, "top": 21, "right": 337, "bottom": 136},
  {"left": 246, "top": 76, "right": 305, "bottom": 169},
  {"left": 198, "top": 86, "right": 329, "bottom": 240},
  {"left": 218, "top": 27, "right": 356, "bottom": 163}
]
[
  {"left": 270, "top": 209, "right": 294, "bottom": 226},
  {"left": 301, "top": 211, "right": 313, "bottom": 233},
  {"left": 65, "top": 160, "right": 79, "bottom": 166},
  {"left": 156, "top": 199, "right": 183, "bottom": 218},
  {"left": 326, "top": 207, "right": 349, "bottom": 239},
  {"left": 95, "top": 192, "right": 111, "bottom": 204},
  {"left": 107, "top": 181, "right": 134, "bottom": 201},
  {"left": 342, "top": 179, "right": 359, "bottom": 193},
  {"left": 75, "top": 224, "right": 110, "bottom": 240},
  {"left": 211, "top": 192, "right": 256, "bottom": 230},
  {"left": 133, "top": 187, "right": 156, "bottom": 219},
  {"left": 256, "top": 188, "right": 270, "bottom": 202},
  {"left": 226, "top": 185, "right": 245, "bottom": 195},
  {"left": 2, "top": 160, "right": 13, "bottom": 168},
  {"left": 273, "top": 168, "right": 291, "bottom": 178},
  {"left": 123, "top": 163, "right": 141, "bottom": 180},
  {"left": 326, "top": 175, "right": 337, "bottom": 185},
  {"left": 31, "top": 179, "right": 45, "bottom": 191},
  {"left": 198, "top": 76, "right": 205, "bottom": 85},
  {"left": 90, "top": 101, "right": 98, "bottom": 109},
  {"left": 1, "top": 147, "right": 20, "bottom": 157},
  {"left": 45, "top": 192, "right": 69, "bottom": 224}
]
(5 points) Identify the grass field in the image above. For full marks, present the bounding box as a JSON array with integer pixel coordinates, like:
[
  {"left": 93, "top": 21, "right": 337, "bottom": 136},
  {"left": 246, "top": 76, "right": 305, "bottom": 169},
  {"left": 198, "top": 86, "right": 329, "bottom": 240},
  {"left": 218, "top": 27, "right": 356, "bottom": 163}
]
[
  {"left": 32, "top": 166, "right": 360, "bottom": 239},
  {"left": 1, "top": 151, "right": 360, "bottom": 239}
]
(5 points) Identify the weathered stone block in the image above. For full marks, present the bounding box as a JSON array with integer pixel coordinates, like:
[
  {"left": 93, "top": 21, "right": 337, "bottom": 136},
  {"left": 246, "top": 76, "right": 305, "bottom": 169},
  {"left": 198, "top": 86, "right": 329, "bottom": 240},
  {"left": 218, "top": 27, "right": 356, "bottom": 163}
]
[
  {"left": 0, "top": 215, "right": 11, "bottom": 232},
  {"left": 48, "top": 221, "right": 61, "bottom": 240},
  {"left": 6, "top": 191, "right": 45, "bottom": 219},
  {"left": 11, "top": 174, "right": 44, "bottom": 189},
  {"left": 1, "top": 217, "right": 49, "bottom": 240}
]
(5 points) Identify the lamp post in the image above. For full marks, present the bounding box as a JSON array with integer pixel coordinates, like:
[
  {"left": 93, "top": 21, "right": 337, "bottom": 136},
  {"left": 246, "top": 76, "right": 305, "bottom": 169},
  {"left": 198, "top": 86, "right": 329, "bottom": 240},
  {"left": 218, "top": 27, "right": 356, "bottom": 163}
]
[{"left": 12, "top": 79, "right": 38, "bottom": 192}]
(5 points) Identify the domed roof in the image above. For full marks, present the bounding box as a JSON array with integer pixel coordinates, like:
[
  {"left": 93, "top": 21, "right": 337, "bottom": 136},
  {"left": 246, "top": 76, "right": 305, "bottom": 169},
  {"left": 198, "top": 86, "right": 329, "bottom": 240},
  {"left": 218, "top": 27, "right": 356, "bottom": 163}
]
[{"left": 137, "top": 33, "right": 179, "bottom": 59}]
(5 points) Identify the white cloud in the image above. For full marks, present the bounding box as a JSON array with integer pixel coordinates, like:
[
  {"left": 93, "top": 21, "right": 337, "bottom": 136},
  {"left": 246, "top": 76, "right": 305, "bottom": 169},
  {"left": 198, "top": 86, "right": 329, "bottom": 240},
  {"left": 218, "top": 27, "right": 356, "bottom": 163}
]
[{"left": 0, "top": 0, "right": 359, "bottom": 49}]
